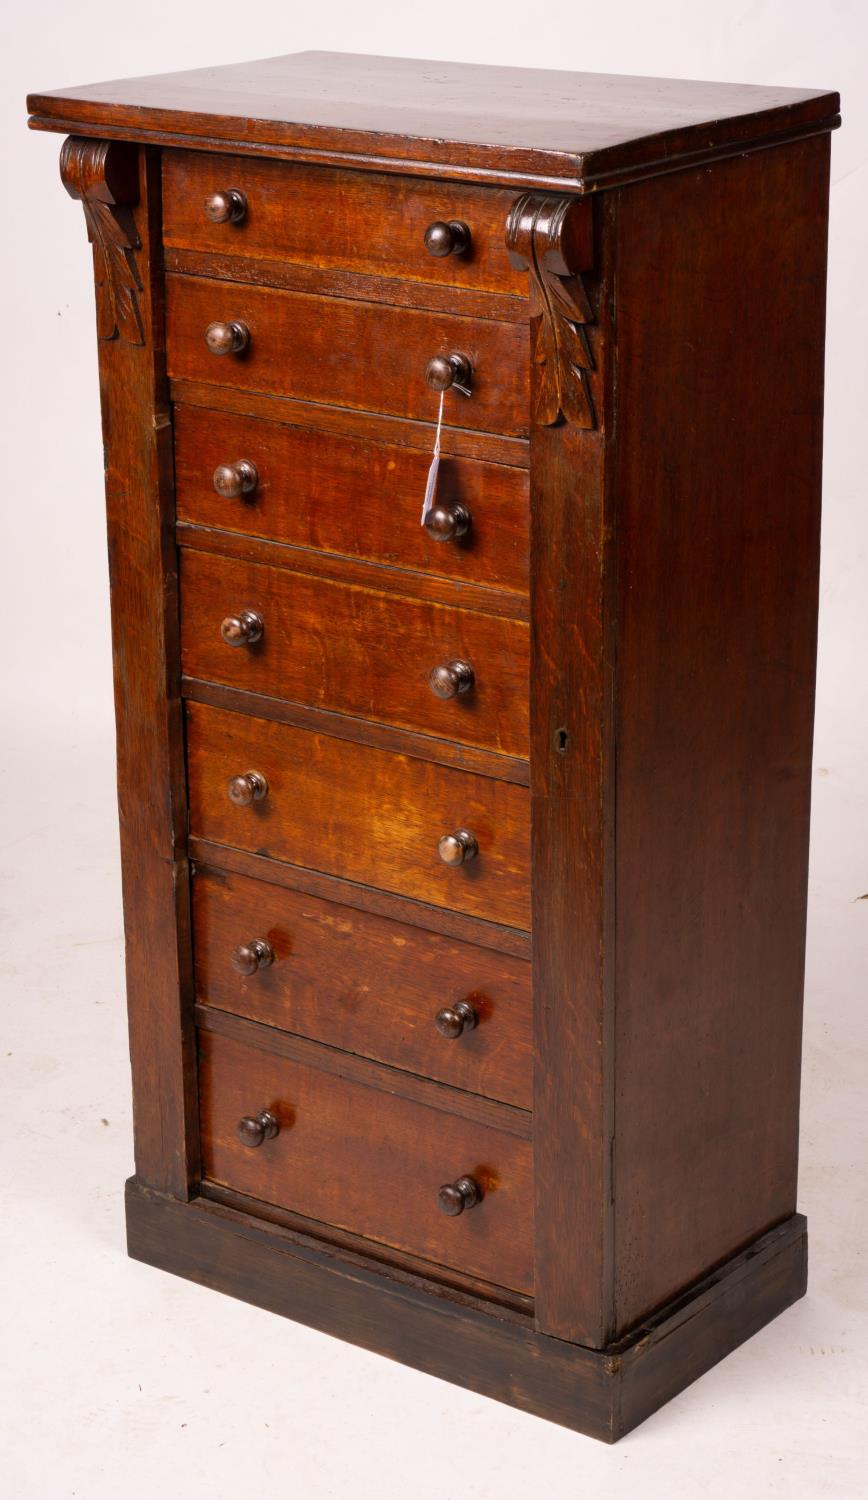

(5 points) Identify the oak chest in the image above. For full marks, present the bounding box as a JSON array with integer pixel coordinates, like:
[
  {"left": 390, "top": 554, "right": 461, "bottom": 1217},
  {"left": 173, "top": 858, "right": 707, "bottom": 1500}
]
[{"left": 28, "top": 52, "right": 840, "bottom": 1441}]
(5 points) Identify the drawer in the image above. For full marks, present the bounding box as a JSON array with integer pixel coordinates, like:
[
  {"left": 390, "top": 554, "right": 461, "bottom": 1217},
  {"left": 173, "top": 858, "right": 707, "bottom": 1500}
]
[
  {"left": 193, "top": 867, "right": 532, "bottom": 1109},
  {"left": 199, "top": 1026, "right": 534, "bottom": 1293},
  {"left": 174, "top": 404, "right": 530, "bottom": 595},
  {"left": 163, "top": 152, "right": 526, "bottom": 299},
  {"left": 166, "top": 275, "right": 529, "bottom": 437},
  {"left": 180, "top": 548, "right": 529, "bottom": 758},
  {"left": 186, "top": 702, "right": 531, "bottom": 929}
]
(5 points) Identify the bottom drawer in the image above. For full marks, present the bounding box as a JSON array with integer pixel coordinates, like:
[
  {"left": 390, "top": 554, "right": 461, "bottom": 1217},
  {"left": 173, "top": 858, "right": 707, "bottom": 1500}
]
[{"left": 199, "top": 1026, "right": 534, "bottom": 1295}]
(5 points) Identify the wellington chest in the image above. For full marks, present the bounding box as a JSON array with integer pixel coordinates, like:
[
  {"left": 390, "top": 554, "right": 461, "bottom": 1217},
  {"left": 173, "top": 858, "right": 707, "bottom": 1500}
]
[{"left": 27, "top": 52, "right": 840, "bottom": 1441}]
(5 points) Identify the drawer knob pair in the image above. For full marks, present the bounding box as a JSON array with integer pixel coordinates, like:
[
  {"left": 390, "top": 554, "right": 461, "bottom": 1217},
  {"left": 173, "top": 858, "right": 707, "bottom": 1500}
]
[
  {"left": 434, "top": 999, "right": 478, "bottom": 1038},
  {"left": 213, "top": 458, "right": 258, "bottom": 498},
  {"left": 424, "top": 219, "right": 471, "bottom": 258},
  {"left": 204, "top": 188, "right": 248, "bottom": 224},
  {"left": 231, "top": 938, "right": 274, "bottom": 975},
  {"left": 220, "top": 609, "right": 263, "bottom": 647},
  {"left": 236, "top": 1108, "right": 279, "bottom": 1147},
  {"left": 429, "top": 660, "right": 474, "bottom": 700},
  {"left": 205, "top": 319, "right": 250, "bottom": 355},
  {"left": 438, "top": 1176, "right": 481, "bottom": 1216}
]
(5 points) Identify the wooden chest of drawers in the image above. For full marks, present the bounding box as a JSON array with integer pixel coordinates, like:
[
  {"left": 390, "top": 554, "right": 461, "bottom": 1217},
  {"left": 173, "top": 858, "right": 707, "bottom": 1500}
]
[{"left": 28, "top": 51, "right": 840, "bottom": 1441}]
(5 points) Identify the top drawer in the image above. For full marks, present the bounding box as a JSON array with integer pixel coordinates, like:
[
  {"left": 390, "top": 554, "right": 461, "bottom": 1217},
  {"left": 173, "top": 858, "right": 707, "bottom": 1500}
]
[{"left": 162, "top": 152, "right": 526, "bottom": 299}]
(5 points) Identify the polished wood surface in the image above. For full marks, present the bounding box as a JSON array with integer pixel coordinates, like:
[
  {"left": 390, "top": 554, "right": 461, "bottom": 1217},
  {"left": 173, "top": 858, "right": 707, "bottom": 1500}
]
[
  {"left": 174, "top": 402, "right": 529, "bottom": 593},
  {"left": 192, "top": 864, "right": 532, "bottom": 1107},
  {"left": 608, "top": 135, "right": 832, "bottom": 1333},
  {"left": 59, "top": 138, "right": 199, "bottom": 1198},
  {"left": 186, "top": 702, "right": 531, "bottom": 928},
  {"left": 164, "top": 152, "right": 524, "bottom": 296},
  {"left": 29, "top": 52, "right": 839, "bottom": 193},
  {"left": 180, "top": 547, "right": 529, "bottom": 756},
  {"left": 167, "top": 274, "right": 529, "bottom": 435},
  {"left": 38, "top": 49, "right": 836, "bottom": 1439},
  {"left": 198, "top": 1026, "right": 534, "bottom": 1292}
]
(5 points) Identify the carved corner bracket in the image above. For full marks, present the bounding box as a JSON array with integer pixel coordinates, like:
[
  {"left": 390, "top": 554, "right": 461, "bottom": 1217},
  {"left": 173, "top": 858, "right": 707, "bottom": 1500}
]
[
  {"left": 60, "top": 137, "right": 144, "bottom": 346},
  {"left": 506, "top": 194, "right": 595, "bottom": 428}
]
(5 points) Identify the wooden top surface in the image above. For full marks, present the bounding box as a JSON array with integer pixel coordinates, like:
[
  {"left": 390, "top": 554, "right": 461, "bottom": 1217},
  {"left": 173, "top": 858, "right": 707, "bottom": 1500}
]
[{"left": 27, "top": 51, "right": 839, "bottom": 191}]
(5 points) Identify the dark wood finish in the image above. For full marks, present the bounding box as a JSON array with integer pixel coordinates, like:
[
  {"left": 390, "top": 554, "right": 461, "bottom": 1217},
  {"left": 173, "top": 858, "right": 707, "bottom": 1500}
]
[
  {"left": 31, "top": 53, "right": 838, "bottom": 192},
  {"left": 171, "top": 379, "right": 529, "bottom": 468},
  {"left": 188, "top": 840, "right": 533, "bottom": 960},
  {"left": 193, "top": 865, "right": 532, "bottom": 1108},
  {"left": 183, "top": 678, "right": 530, "bottom": 787},
  {"left": 517, "top": 195, "right": 615, "bottom": 1347},
  {"left": 180, "top": 547, "right": 529, "bottom": 757},
  {"left": 177, "top": 521, "right": 529, "bottom": 623},
  {"left": 127, "top": 1182, "right": 809, "bottom": 1442},
  {"left": 608, "top": 136, "right": 831, "bottom": 1334},
  {"left": 39, "top": 54, "right": 835, "bottom": 1439},
  {"left": 59, "top": 138, "right": 198, "bottom": 1198},
  {"left": 166, "top": 274, "right": 529, "bottom": 436},
  {"left": 198, "top": 1026, "right": 534, "bottom": 1292},
  {"left": 164, "top": 151, "right": 523, "bottom": 296},
  {"left": 186, "top": 702, "right": 531, "bottom": 928}
]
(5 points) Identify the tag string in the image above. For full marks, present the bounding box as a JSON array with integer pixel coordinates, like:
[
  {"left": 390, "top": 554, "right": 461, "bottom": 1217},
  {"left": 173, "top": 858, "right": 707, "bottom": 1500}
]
[{"left": 421, "top": 390, "right": 445, "bottom": 526}]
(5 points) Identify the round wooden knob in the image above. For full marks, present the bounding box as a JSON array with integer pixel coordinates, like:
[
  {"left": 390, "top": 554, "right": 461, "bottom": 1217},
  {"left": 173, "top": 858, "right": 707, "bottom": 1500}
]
[
  {"left": 437, "top": 829, "right": 479, "bottom": 867},
  {"left": 425, "top": 352, "right": 472, "bottom": 393},
  {"left": 230, "top": 938, "right": 274, "bottom": 975},
  {"left": 236, "top": 1109, "right": 279, "bottom": 1147},
  {"left": 204, "top": 319, "right": 249, "bottom": 355},
  {"left": 213, "top": 459, "right": 258, "bottom": 498},
  {"left": 424, "top": 502, "right": 471, "bottom": 543},
  {"left": 204, "top": 188, "right": 247, "bottom": 224},
  {"left": 429, "top": 660, "right": 474, "bottom": 700},
  {"left": 435, "top": 1000, "right": 478, "bottom": 1039},
  {"left": 227, "top": 770, "right": 269, "bottom": 807},
  {"left": 424, "top": 219, "right": 471, "bottom": 258},
  {"left": 220, "top": 610, "right": 264, "bottom": 647},
  {"left": 438, "top": 1176, "right": 481, "bottom": 1215}
]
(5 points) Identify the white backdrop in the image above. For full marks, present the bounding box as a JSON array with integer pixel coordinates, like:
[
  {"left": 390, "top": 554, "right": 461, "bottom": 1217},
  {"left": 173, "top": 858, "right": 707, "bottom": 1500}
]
[{"left": 2, "top": 4, "right": 866, "bottom": 1496}]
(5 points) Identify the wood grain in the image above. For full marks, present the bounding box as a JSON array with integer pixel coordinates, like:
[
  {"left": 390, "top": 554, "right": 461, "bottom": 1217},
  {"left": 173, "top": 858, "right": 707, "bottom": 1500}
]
[
  {"left": 193, "top": 865, "right": 532, "bottom": 1107},
  {"left": 163, "top": 151, "right": 526, "bottom": 296},
  {"left": 174, "top": 402, "right": 530, "bottom": 594},
  {"left": 180, "top": 546, "right": 529, "bottom": 757},
  {"left": 60, "top": 139, "right": 199, "bottom": 1198},
  {"left": 608, "top": 137, "right": 831, "bottom": 1334},
  {"left": 127, "top": 1181, "right": 809, "bottom": 1441},
  {"left": 186, "top": 702, "right": 531, "bottom": 928},
  {"left": 166, "top": 274, "right": 530, "bottom": 436},
  {"left": 30, "top": 52, "right": 839, "bottom": 193},
  {"left": 198, "top": 1026, "right": 534, "bottom": 1292}
]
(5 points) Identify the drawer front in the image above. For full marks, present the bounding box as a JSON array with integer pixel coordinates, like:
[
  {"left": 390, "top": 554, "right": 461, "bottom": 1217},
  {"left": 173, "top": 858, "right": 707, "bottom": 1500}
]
[
  {"left": 194, "top": 867, "right": 532, "bottom": 1108},
  {"left": 199, "top": 1027, "right": 534, "bottom": 1293},
  {"left": 166, "top": 275, "right": 529, "bottom": 437},
  {"left": 186, "top": 702, "right": 531, "bottom": 929},
  {"left": 163, "top": 152, "right": 526, "bottom": 298},
  {"left": 181, "top": 548, "right": 529, "bottom": 757},
  {"left": 174, "top": 404, "right": 530, "bottom": 595}
]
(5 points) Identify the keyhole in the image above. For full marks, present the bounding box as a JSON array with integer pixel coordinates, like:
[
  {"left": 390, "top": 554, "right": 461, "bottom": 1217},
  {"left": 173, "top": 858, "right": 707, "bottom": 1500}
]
[{"left": 556, "top": 728, "right": 569, "bottom": 755}]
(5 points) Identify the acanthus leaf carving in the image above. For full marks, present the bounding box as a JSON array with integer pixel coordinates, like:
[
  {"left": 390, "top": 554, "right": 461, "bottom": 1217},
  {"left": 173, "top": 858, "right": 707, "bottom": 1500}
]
[
  {"left": 506, "top": 193, "right": 596, "bottom": 428},
  {"left": 60, "top": 137, "right": 144, "bottom": 346}
]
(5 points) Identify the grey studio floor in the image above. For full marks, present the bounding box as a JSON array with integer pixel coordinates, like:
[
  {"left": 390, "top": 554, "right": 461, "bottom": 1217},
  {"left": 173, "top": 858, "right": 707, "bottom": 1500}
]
[{"left": 1, "top": 607, "right": 866, "bottom": 1497}]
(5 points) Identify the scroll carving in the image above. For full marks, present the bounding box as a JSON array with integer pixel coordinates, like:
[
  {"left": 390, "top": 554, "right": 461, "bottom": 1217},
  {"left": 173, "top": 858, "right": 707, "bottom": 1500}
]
[
  {"left": 60, "top": 137, "right": 144, "bottom": 346},
  {"left": 506, "top": 194, "right": 595, "bottom": 428}
]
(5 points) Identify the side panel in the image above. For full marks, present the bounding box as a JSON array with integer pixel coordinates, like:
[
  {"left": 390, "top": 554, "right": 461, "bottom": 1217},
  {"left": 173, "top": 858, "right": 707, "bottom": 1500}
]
[
  {"left": 611, "top": 137, "right": 830, "bottom": 1329},
  {"left": 509, "top": 194, "right": 616, "bottom": 1346},
  {"left": 61, "top": 139, "right": 198, "bottom": 1195}
]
